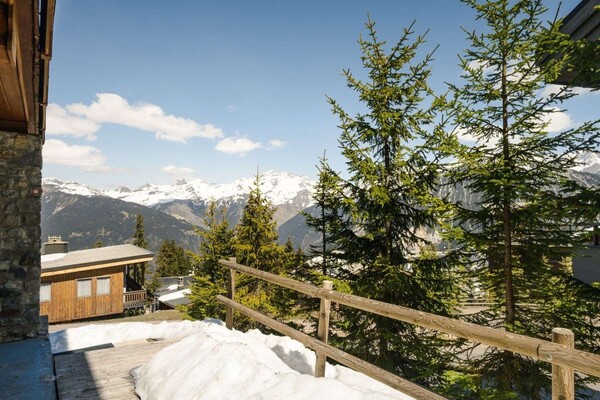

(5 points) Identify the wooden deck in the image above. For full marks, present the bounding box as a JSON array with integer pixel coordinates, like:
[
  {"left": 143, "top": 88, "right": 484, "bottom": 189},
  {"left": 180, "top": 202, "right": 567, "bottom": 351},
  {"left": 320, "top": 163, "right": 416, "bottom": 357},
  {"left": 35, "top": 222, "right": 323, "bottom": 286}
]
[{"left": 54, "top": 339, "right": 176, "bottom": 400}]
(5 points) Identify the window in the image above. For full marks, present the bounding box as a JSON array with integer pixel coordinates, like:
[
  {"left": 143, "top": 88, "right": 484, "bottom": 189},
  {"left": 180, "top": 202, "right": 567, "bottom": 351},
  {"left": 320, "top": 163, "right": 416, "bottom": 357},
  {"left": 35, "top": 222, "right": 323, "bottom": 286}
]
[
  {"left": 40, "top": 282, "right": 51, "bottom": 302},
  {"left": 97, "top": 277, "right": 111, "bottom": 295},
  {"left": 77, "top": 279, "right": 92, "bottom": 298}
]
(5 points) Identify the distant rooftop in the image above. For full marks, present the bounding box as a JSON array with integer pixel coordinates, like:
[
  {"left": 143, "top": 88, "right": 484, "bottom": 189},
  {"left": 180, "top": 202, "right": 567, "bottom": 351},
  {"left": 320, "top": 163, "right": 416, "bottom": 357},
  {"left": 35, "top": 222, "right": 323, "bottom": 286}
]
[{"left": 41, "top": 244, "right": 154, "bottom": 273}]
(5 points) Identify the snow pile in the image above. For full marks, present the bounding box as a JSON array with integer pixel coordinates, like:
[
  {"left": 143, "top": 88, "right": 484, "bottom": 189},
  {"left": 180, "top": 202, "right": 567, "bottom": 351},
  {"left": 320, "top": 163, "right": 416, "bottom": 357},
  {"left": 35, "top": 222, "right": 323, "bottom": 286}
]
[
  {"left": 50, "top": 320, "right": 207, "bottom": 354},
  {"left": 133, "top": 321, "right": 413, "bottom": 400},
  {"left": 49, "top": 320, "right": 413, "bottom": 400}
]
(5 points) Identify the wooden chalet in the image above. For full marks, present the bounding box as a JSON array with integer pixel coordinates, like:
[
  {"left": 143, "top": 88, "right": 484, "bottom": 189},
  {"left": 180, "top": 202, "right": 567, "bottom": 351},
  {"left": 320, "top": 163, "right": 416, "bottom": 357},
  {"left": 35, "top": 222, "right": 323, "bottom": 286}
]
[{"left": 40, "top": 244, "right": 153, "bottom": 323}]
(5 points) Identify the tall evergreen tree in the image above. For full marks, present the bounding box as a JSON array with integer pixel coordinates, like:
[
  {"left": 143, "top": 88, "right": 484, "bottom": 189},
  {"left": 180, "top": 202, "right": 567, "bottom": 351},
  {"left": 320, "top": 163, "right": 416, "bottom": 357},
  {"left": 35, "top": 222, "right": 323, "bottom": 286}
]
[
  {"left": 132, "top": 213, "right": 148, "bottom": 284},
  {"left": 133, "top": 213, "right": 148, "bottom": 249},
  {"left": 445, "top": 0, "right": 600, "bottom": 397},
  {"left": 187, "top": 202, "right": 236, "bottom": 321},
  {"left": 326, "top": 18, "right": 461, "bottom": 387},
  {"left": 304, "top": 153, "right": 344, "bottom": 276},
  {"left": 234, "top": 173, "right": 293, "bottom": 330},
  {"left": 155, "top": 239, "right": 191, "bottom": 277}
]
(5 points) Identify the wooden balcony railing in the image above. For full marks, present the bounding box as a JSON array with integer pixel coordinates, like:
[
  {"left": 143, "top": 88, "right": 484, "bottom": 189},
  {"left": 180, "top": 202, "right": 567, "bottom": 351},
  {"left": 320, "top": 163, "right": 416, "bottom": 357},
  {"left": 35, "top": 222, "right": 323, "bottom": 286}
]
[
  {"left": 217, "top": 257, "right": 600, "bottom": 400},
  {"left": 123, "top": 290, "right": 146, "bottom": 309}
]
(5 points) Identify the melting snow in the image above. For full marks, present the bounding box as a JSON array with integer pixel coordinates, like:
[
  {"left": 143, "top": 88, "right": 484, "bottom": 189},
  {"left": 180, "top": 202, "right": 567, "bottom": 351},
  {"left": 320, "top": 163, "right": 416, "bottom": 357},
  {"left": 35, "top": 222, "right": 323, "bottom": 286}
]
[{"left": 49, "top": 320, "right": 414, "bottom": 400}]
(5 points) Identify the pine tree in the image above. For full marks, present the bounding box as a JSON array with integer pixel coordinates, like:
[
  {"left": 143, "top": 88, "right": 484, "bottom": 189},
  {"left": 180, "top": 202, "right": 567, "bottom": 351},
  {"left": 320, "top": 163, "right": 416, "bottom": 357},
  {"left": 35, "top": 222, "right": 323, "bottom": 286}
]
[
  {"left": 445, "top": 0, "right": 600, "bottom": 397},
  {"left": 133, "top": 213, "right": 148, "bottom": 249},
  {"left": 303, "top": 153, "right": 344, "bottom": 276},
  {"left": 132, "top": 213, "right": 148, "bottom": 284},
  {"left": 234, "top": 173, "right": 292, "bottom": 330},
  {"left": 326, "top": 18, "right": 461, "bottom": 388},
  {"left": 155, "top": 240, "right": 191, "bottom": 277},
  {"left": 186, "top": 202, "right": 236, "bottom": 321}
]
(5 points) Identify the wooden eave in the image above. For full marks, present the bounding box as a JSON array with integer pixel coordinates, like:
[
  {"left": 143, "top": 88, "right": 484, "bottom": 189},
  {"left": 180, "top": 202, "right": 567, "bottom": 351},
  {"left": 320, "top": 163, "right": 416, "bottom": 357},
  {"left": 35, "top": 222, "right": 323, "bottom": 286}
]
[
  {"left": 0, "top": 0, "right": 54, "bottom": 134},
  {"left": 553, "top": 0, "right": 600, "bottom": 87},
  {"left": 561, "top": 0, "right": 600, "bottom": 41}
]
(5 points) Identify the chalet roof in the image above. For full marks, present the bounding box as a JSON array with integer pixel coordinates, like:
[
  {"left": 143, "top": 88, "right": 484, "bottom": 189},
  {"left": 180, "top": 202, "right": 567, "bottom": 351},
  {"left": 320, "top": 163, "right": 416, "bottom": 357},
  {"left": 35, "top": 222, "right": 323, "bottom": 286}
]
[
  {"left": 157, "top": 288, "right": 192, "bottom": 308},
  {"left": 41, "top": 244, "right": 154, "bottom": 273}
]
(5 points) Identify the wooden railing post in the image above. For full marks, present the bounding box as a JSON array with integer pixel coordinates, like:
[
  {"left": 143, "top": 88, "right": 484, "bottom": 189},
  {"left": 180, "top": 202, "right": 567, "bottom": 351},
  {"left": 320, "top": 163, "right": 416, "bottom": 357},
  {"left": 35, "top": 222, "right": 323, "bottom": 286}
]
[
  {"left": 315, "top": 280, "right": 333, "bottom": 378},
  {"left": 226, "top": 257, "right": 236, "bottom": 330},
  {"left": 552, "top": 328, "right": 574, "bottom": 400}
]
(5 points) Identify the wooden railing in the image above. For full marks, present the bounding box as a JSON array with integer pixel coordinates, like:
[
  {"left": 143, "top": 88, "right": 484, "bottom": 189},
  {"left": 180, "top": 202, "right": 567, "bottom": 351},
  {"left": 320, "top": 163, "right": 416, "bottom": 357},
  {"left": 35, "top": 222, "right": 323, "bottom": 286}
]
[
  {"left": 123, "top": 289, "right": 146, "bottom": 309},
  {"left": 217, "top": 258, "right": 600, "bottom": 400}
]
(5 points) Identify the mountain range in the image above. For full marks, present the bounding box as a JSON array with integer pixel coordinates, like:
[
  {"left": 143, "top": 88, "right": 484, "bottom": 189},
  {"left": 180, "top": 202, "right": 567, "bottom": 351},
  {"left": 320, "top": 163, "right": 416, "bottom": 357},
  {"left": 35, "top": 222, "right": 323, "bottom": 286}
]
[
  {"left": 41, "top": 170, "right": 318, "bottom": 252},
  {"left": 41, "top": 152, "right": 600, "bottom": 253}
]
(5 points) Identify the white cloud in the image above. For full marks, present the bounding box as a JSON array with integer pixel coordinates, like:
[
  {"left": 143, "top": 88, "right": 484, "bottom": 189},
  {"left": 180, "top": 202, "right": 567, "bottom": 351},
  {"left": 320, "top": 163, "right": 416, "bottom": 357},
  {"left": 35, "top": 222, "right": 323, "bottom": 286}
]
[
  {"left": 540, "top": 108, "right": 574, "bottom": 133},
  {"left": 268, "top": 139, "right": 286, "bottom": 149},
  {"left": 46, "top": 103, "right": 100, "bottom": 141},
  {"left": 43, "top": 139, "right": 126, "bottom": 173},
  {"left": 215, "top": 137, "right": 262, "bottom": 155},
  {"left": 162, "top": 165, "right": 196, "bottom": 179},
  {"left": 227, "top": 104, "right": 238, "bottom": 112},
  {"left": 67, "top": 93, "right": 224, "bottom": 143}
]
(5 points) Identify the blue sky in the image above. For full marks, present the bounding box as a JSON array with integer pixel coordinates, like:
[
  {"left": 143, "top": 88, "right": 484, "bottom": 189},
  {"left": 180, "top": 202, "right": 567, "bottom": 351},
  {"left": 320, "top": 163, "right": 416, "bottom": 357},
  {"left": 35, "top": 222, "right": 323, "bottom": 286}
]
[{"left": 44, "top": 0, "right": 593, "bottom": 189}]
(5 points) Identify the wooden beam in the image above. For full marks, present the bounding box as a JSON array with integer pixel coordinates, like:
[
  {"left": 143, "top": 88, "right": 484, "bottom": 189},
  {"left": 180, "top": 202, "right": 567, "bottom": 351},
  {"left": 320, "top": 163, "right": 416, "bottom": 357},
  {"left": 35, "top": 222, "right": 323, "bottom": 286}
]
[
  {"left": 13, "top": 0, "right": 35, "bottom": 134},
  {"left": 218, "top": 259, "right": 600, "bottom": 378},
  {"left": 315, "top": 280, "right": 332, "bottom": 378},
  {"left": 552, "top": 328, "right": 575, "bottom": 400},
  {"left": 217, "top": 295, "right": 447, "bottom": 400},
  {"left": 0, "top": 3, "right": 10, "bottom": 64}
]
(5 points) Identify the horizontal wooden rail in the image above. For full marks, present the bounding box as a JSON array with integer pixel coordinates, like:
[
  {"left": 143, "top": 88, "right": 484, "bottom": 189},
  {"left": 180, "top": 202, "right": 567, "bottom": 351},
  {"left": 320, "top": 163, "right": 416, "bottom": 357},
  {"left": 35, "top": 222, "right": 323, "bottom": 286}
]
[
  {"left": 218, "top": 258, "right": 600, "bottom": 378},
  {"left": 216, "top": 295, "right": 447, "bottom": 400}
]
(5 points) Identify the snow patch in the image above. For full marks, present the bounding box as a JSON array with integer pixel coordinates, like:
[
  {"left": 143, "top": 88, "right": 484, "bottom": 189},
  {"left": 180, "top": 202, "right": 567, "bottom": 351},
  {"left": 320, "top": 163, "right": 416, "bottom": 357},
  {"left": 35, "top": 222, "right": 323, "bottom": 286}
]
[
  {"left": 133, "top": 322, "right": 413, "bottom": 400},
  {"left": 49, "top": 320, "right": 414, "bottom": 400}
]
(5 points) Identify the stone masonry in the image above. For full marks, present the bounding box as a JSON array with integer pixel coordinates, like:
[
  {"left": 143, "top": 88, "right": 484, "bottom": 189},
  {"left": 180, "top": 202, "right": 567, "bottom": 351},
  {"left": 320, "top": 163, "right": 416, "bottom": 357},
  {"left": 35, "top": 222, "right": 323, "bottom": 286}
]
[{"left": 0, "top": 131, "right": 42, "bottom": 342}]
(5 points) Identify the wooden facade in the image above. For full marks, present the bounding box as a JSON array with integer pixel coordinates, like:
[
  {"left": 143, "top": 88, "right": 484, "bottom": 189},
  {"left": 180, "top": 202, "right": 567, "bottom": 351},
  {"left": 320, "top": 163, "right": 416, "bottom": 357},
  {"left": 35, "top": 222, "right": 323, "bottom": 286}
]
[{"left": 40, "top": 266, "right": 126, "bottom": 323}]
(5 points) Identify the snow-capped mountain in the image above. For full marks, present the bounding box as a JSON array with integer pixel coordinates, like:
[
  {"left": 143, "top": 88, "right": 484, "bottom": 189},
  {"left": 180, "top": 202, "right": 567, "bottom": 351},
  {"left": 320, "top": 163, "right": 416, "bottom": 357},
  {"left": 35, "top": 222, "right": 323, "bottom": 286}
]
[
  {"left": 41, "top": 161, "right": 600, "bottom": 253},
  {"left": 572, "top": 151, "right": 600, "bottom": 175},
  {"left": 41, "top": 171, "right": 318, "bottom": 251},
  {"left": 42, "top": 177, "right": 103, "bottom": 197},
  {"left": 46, "top": 170, "right": 315, "bottom": 209}
]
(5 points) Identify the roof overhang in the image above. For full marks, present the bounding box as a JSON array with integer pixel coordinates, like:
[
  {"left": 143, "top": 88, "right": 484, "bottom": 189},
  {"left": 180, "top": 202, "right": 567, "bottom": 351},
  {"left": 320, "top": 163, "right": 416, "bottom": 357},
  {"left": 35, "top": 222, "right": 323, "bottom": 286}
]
[
  {"left": 0, "top": 0, "right": 55, "bottom": 135},
  {"left": 552, "top": 0, "right": 600, "bottom": 88}
]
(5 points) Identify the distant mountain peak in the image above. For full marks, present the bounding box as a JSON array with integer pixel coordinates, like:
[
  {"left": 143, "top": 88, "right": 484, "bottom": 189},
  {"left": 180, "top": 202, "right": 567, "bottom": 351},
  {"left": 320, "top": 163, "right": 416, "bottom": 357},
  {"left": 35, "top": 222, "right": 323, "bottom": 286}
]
[
  {"left": 573, "top": 151, "right": 600, "bottom": 175},
  {"left": 43, "top": 170, "right": 316, "bottom": 208},
  {"left": 42, "top": 177, "right": 103, "bottom": 197}
]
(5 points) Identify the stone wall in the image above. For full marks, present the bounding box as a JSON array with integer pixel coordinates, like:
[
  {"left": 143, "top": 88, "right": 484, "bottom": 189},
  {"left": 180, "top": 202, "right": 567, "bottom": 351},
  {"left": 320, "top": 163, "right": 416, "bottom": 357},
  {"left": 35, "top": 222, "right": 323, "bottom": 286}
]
[{"left": 0, "top": 131, "right": 42, "bottom": 343}]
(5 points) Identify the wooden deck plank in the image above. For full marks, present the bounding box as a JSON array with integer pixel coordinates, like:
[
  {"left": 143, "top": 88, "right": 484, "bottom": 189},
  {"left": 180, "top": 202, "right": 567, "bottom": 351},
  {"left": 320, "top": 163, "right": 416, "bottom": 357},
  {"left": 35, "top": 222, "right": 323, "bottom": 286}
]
[{"left": 54, "top": 339, "right": 177, "bottom": 400}]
